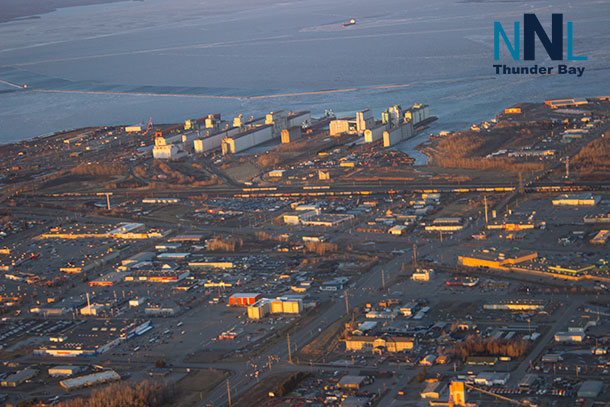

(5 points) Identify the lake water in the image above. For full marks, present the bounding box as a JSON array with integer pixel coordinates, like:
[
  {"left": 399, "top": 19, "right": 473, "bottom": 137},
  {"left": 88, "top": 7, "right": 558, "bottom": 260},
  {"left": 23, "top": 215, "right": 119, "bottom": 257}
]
[{"left": 1, "top": 0, "right": 609, "bottom": 145}]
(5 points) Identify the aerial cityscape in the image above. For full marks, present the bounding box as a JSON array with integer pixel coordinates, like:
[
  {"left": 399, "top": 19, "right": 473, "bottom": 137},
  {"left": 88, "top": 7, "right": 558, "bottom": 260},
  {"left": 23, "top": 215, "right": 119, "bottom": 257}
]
[{"left": 1, "top": 1, "right": 610, "bottom": 407}]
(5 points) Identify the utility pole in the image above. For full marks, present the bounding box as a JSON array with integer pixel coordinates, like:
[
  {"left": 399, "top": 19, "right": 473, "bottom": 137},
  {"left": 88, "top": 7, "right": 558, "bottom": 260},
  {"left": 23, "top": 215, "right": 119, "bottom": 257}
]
[
  {"left": 484, "top": 195, "right": 488, "bottom": 224},
  {"left": 287, "top": 334, "right": 292, "bottom": 363},
  {"left": 518, "top": 172, "right": 524, "bottom": 194},
  {"left": 381, "top": 269, "right": 385, "bottom": 290},
  {"left": 344, "top": 289, "right": 349, "bottom": 314},
  {"left": 226, "top": 379, "right": 232, "bottom": 407},
  {"left": 412, "top": 243, "right": 417, "bottom": 266},
  {"left": 565, "top": 156, "right": 570, "bottom": 178}
]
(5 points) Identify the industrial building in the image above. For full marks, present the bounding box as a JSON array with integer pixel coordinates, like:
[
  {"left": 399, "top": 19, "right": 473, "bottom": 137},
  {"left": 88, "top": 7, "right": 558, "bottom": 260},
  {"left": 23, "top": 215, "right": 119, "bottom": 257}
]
[
  {"left": 544, "top": 98, "right": 589, "bottom": 109},
  {"left": 330, "top": 109, "right": 374, "bottom": 136},
  {"left": 552, "top": 193, "right": 601, "bottom": 206},
  {"left": 404, "top": 104, "right": 431, "bottom": 126},
  {"left": 287, "top": 111, "right": 311, "bottom": 128},
  {"left": 363, "top": 124, "right": 387, "bottom": 143},
  {"left": 222, "top": 124, "right": 273, "bottom": 154},
  {"left": 194, "top": 126, "right": 240, "bottom": 153},
  {"left": 281, "top": 126, "right": 302, "bottom": 143},
  {"left": 1, "top": 369, "right": 38, "bottom": 387},
  {"left": 337, "top": 375, "right": 369, "bottom": 390},
  {"left": 383, "top": 120, "right": 413, "bottom": 147}
]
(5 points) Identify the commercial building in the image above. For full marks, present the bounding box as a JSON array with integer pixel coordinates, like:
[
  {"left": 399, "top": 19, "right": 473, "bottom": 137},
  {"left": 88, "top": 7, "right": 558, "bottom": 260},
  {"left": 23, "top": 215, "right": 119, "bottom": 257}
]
[
  {"left": 144, "top": 305, "right": 180, "bottom": 317},
  {"left": 344, "top": 336, "right": 414, "bottom": 352},
  {"left": 420, "top": 382, "right": 445, "bottom": 399},
  {"left": 35, "top": 320, "right": 151, "bottom": 357},
  {"left": 474, "top": 372, "right": 510, "bottom": 386},
  {"left": 411, "top": 269, "right": 434, "bottom": 281},
  {"left": 247, "top": 297, "right": 303, "bottom": 319},
  {"left": 301, "top": 214, "right": 354, "bottom": 227},
  {"left": 552, "top": 193, "right": 601, "bottom": 206},
  {"left": 425, "top": 217, "right": 465, "bottom": 232},
  {"left": 229, "top": 293, "right": 262, "bottom": 306},
  {"left": 458, "top": 249, "right": 537, "bottom": 269},
  {"left": 337, "top": 375, "right": 369, "bottom": 390},
  {"left": 60, "top": 370, "right": 120, "bottom": 391},
  {"left": 1, "top": 369, "right": 38, "bottom": 387},
  {"left": 49, "top": 366, "right": 81, "bottom": 377},
  {"left": 483, "top": 299, "right": 545, "bottom": 311},
  {"left": 554, "top": 331, "right": 586, "bottom": 343},
  {"left": 125, "top": 269, "right": 190, "bottom": 283}
]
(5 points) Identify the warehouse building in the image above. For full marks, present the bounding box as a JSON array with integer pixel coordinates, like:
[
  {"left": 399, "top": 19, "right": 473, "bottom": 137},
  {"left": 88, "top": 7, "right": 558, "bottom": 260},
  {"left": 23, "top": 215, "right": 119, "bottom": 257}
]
[
  {"left": 577, "top": 380, "right": 603, "bottom": 399},
  {"left": 425, "top": 217, "right": 465, "bottom": 232},
  {"left": 420, "top": 382, "right": 445, "bottom": 399},
  {"left": 554, "top": 331, "right": 586, "bottom": 343},
  {"left": 483, "top": 299, "right": 545, "bottom": 311},
  {"left": 60, "top": 370, "right": 120, "bottom": 391},
  {"left": 337, "top": 375, "right": 369, "bottom": 390},
  {"left": 552, "top": 193, "right": 601, "bottom": 206},
  {"left": 1, "top": 368, "right": 38, "bottom": 387}
]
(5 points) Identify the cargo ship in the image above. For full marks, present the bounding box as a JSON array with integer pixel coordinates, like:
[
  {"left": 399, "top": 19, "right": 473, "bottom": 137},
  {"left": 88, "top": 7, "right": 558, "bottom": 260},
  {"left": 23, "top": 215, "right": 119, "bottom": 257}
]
[{"left": 342, "top": 18, "right": 356, "bottom": 27}]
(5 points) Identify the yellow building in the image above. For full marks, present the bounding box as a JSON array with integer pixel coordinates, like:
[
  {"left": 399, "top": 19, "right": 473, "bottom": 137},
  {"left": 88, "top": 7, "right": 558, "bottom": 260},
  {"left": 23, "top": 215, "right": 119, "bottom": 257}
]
[
  {"left": 344, "top": 336, "right": 413, "bottom": 353},
  {"left": 458, "top": 250, "right": 537, "bottom": 269}
]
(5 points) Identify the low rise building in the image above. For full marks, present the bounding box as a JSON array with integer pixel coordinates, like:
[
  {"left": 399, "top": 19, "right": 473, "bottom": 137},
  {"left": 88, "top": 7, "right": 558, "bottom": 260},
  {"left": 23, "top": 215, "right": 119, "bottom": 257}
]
[
  {"left": 344, "top": 336, "right": 414, "bottom": 353},
  {"left": 552, "top": 193, "right": 601, "bottom": 206}
]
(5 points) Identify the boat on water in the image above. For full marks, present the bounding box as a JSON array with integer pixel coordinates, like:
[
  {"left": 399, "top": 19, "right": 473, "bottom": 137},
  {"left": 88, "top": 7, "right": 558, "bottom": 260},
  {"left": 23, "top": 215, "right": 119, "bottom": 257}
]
[{"left": 342, "top": 18, "right": 356, "bottom": 27}]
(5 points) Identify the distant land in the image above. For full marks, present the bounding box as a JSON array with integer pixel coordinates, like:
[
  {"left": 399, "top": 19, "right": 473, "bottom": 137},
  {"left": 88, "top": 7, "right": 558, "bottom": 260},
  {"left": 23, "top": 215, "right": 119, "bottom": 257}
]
[{"left": 0, "top": 0, "right": 144, "bottom": 23}]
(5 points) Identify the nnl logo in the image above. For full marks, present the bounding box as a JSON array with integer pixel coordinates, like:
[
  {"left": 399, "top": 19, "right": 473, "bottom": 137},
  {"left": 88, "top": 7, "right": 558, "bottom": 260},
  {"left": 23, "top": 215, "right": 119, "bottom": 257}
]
[{"left": 494, "top": 14, "right": 587, "bottom": 61}]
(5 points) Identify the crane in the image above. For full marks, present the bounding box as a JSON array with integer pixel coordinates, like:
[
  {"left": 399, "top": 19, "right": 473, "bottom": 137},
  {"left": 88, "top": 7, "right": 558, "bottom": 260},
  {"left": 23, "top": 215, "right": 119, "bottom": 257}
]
[
  {"left": 448, "top": 381, "right": 536, "bottom": 407},
  {"left": 142, "top": 117, "right": 153, "bottom": 135}
]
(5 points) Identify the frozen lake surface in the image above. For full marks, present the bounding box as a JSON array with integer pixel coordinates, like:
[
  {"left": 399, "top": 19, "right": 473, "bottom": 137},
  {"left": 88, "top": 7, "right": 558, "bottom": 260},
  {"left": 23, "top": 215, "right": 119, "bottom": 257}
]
[{"left": 1, "top": 0, "right": 609, "bottom": 144}]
